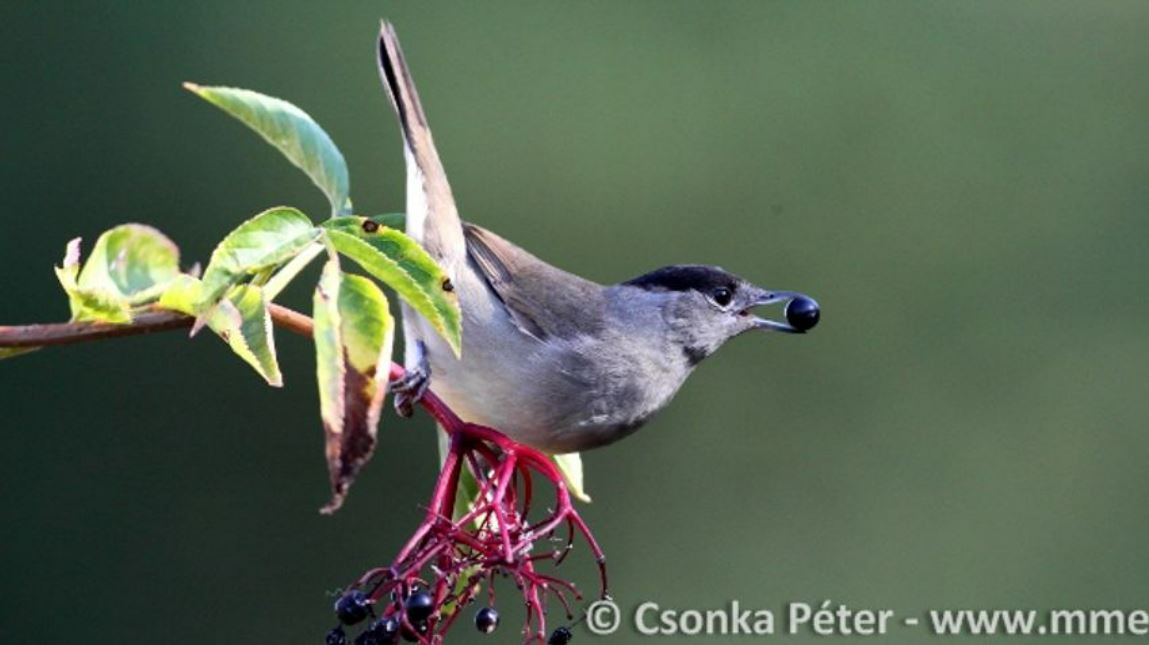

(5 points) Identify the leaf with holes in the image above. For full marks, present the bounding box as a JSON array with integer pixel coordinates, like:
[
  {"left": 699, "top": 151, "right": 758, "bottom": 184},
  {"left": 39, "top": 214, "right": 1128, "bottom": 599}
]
[
  {"left": 313, "top": 260, "right": 395, "bottom": 514},
  {"left": 322, "top": 216, "right": 461, "bottom": 357},
  {"left": 185, "top": 83, "right": 352, "bottom": 217}
]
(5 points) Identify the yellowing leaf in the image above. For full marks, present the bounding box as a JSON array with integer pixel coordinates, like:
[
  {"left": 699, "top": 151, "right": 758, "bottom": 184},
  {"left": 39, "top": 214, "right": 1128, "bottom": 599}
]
[
  {"left": 208, "top": 285, "right": 282, "bottom": 387},
  {"left": 313, "top": 260, "right": 395, "bottom": 513},
  {"left": 157, "top": 274, "right": 205, "bottom": 316},
  {"left": 553, "top": 452, "right": 591, "bottom": 503},
  {"left": 54, "top": 238, "right": 131, "bottom": 323}
]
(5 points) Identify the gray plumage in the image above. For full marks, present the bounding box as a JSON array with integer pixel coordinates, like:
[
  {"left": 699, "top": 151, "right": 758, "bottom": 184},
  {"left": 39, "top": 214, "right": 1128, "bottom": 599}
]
[{"left": 377, "top": 22, "right": 812, "bottom": 453}]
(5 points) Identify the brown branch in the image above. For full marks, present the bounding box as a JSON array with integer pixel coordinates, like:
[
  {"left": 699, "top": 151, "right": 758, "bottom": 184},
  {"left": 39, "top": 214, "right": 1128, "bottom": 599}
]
[
  {"left": 267, "top": 303, "right": 314, "bottom": 337},
  {"left": 0, "top": 303, "right": 314, "bottom": 349}
]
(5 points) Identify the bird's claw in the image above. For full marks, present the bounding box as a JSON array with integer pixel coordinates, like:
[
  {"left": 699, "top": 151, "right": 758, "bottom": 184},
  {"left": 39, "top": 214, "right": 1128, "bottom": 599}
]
[{"left": 393, "top": 367, "right": 430, "bottom": 418}]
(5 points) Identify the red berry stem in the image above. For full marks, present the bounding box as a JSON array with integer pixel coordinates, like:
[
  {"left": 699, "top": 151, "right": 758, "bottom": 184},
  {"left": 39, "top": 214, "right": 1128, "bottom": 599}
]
[{"left": 342, "top": 365, "right": 610, "bottom": 643}]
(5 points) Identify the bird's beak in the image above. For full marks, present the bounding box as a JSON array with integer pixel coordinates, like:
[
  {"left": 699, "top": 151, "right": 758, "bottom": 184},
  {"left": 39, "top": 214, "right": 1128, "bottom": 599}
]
[{"left": 743, "top": 288, "right": 819, "bottom": 334}]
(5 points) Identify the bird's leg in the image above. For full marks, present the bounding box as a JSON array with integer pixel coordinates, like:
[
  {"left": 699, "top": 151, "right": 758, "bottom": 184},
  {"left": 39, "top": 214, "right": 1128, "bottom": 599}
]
[{"left": 393, "top": 340, "right": 431, "bottom": 418}]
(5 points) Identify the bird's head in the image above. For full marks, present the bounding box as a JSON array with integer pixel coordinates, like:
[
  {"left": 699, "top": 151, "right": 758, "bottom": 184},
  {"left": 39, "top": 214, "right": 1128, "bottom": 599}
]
[{"left": 623, "top": 265, "right": 819, "bottom": 365}]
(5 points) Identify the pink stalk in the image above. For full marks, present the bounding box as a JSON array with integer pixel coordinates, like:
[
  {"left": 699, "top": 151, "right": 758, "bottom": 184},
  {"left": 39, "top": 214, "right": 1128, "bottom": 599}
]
[{"left": 342, "top": 366, "right": 609, "bottom": 644}]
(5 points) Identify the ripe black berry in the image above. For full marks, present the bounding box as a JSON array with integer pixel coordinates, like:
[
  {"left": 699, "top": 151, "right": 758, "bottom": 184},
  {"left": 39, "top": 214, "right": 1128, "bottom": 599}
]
[
  {"left": 326, "top": 626, "right": 347, "bottom": 645},
  {"left": 548, "top": 625, "right": 573, "bottom": 645},
  {"left": 335, "top": 590, "right": 372, "bottom": 625},
  {"left": 474, "top": 606, "right": 499, "bottom": 634},
  {"left": 784, "top": 295, "right": 820, "bottom": 332},
  {"left": 367, "top": 616, "right": 400, "bottom": 644},
  {"left": 404, "top": 591, "right": 435, "bottom": 622}
]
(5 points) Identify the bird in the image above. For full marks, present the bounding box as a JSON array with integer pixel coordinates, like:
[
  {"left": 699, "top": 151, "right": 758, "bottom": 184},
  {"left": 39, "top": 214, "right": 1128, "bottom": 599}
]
[{"left": 376, "top": 22, "right": 818, "bottom": 454}]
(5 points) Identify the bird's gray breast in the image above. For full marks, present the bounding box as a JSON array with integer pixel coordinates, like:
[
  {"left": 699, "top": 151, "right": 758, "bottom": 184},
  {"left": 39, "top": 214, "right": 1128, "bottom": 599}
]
[
  {"left": 410, "top": 253, "right": 694, "bottom": 453},
  {"left": 408, "top": 259, "right": 598, "bottom": 451}
]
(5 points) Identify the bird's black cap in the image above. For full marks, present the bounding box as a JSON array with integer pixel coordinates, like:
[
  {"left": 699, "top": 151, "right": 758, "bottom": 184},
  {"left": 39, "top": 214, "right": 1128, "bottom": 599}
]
[{"left": 623, "top": 265, "right": 738, "bottom": 293}]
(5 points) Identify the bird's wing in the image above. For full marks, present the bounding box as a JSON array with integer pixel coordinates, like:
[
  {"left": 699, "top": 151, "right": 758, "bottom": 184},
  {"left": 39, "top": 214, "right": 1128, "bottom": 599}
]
[
  {"left": 377, "top": 21, "right": 466, "bottom": 267},
  {"left": 463, "top": 223, "right": 606, "bottom": 342}
]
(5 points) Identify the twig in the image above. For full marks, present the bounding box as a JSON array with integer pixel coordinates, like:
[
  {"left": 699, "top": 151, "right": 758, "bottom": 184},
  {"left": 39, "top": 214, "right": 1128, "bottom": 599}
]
[
  {"left": 0, "top": 308, "right": 192, "bottom": 347},
  {"left": 267, "top": 303, "right": 315, "bottom": 337},
  {"left": 0, "top": 303, "right": 314, "bottom": 348}
]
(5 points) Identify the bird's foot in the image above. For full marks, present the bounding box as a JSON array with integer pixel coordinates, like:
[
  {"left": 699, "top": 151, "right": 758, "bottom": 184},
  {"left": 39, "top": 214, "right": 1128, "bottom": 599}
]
[{"left": 392, "top": 365, "right": 431, "bottom": 418}]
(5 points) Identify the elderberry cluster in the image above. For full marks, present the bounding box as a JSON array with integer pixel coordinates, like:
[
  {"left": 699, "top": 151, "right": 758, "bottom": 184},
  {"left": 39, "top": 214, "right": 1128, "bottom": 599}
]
[
  {"left": 325, "top": 587, "right": 504, "bottom": 644},
  {"left": 324, "top": 416, "right": 606, "bottom": 643}
]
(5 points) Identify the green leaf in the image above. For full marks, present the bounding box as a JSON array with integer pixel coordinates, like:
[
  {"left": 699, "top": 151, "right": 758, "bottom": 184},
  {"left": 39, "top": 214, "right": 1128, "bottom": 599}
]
[
  {"left": 78, "top": 224, "right": 181, "bottom": 304},
  {"left": 198, "top": 207, "right": 319, "bottom": 308},
  {"left": 54, "top": 226, "right": 182, "bottom": 323},
  {"left": 263, "top": 242, "right": 323, "bottom": 301},
  {"left": 157, "top": 274, "right": 205, "bottom": 316},
  {"left": 367, "top": 212, "right": 406, "bottom": 229},
  {"left": 54, "top": 238, "right": 131, "bottom": 323},
  {"left": 210, "top": 284, "right": 282, "bottom": 387},
  {"left": 553, "top": 452, "right": 592, "bottom": 503},
  {"left": 185, "top": 83, "right": 352, "bottom": 217},
  {"left": 313, "top": 260, "right": 396, "bottom": 514},
  {"left": 322, "top": 217, "right": 461, "bottom": 357}
]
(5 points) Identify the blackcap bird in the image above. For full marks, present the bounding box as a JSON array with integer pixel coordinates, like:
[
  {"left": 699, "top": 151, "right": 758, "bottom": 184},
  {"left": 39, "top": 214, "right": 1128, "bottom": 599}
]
[{"left": 377, "top": 23, "right": 819, "bottom": 454}]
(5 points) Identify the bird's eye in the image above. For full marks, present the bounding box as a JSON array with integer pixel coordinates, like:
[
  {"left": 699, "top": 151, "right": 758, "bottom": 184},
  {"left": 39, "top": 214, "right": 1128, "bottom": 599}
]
[{"left": 711, "top": 287, "right": 733, "bottom": 307}]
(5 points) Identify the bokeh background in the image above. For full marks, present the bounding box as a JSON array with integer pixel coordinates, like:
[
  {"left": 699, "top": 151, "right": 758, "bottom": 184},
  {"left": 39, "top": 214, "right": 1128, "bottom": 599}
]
[{"left": 3, "top": 2, "right": 1149, "bottom": 643}]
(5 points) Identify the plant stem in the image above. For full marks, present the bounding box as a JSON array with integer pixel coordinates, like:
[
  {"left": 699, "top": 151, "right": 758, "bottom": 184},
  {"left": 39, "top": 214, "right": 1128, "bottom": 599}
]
[
  {"left": 0, "top": 303, "right": 314, "bottom": 348},
  {"left": 0, "top": 308, "right": 193, "bottom": 347}
]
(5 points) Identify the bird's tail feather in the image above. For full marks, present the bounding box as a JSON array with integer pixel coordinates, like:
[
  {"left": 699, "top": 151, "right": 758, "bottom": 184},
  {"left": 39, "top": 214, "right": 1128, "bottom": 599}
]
[{"left": 377, "top": 21, "right": 465, "bottom": 265}]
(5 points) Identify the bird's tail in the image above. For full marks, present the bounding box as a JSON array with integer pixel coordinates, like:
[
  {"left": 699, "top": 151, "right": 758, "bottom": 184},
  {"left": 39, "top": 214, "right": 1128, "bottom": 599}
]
[{"left": 377, "top": 21, "right": 465, "bottom": 266}]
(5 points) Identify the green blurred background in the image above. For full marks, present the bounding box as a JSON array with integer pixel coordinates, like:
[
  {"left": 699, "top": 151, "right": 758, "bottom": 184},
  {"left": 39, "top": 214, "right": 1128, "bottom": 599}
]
[{"left": 3, "top": 2, "right": 1149, "bottom": 643}]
